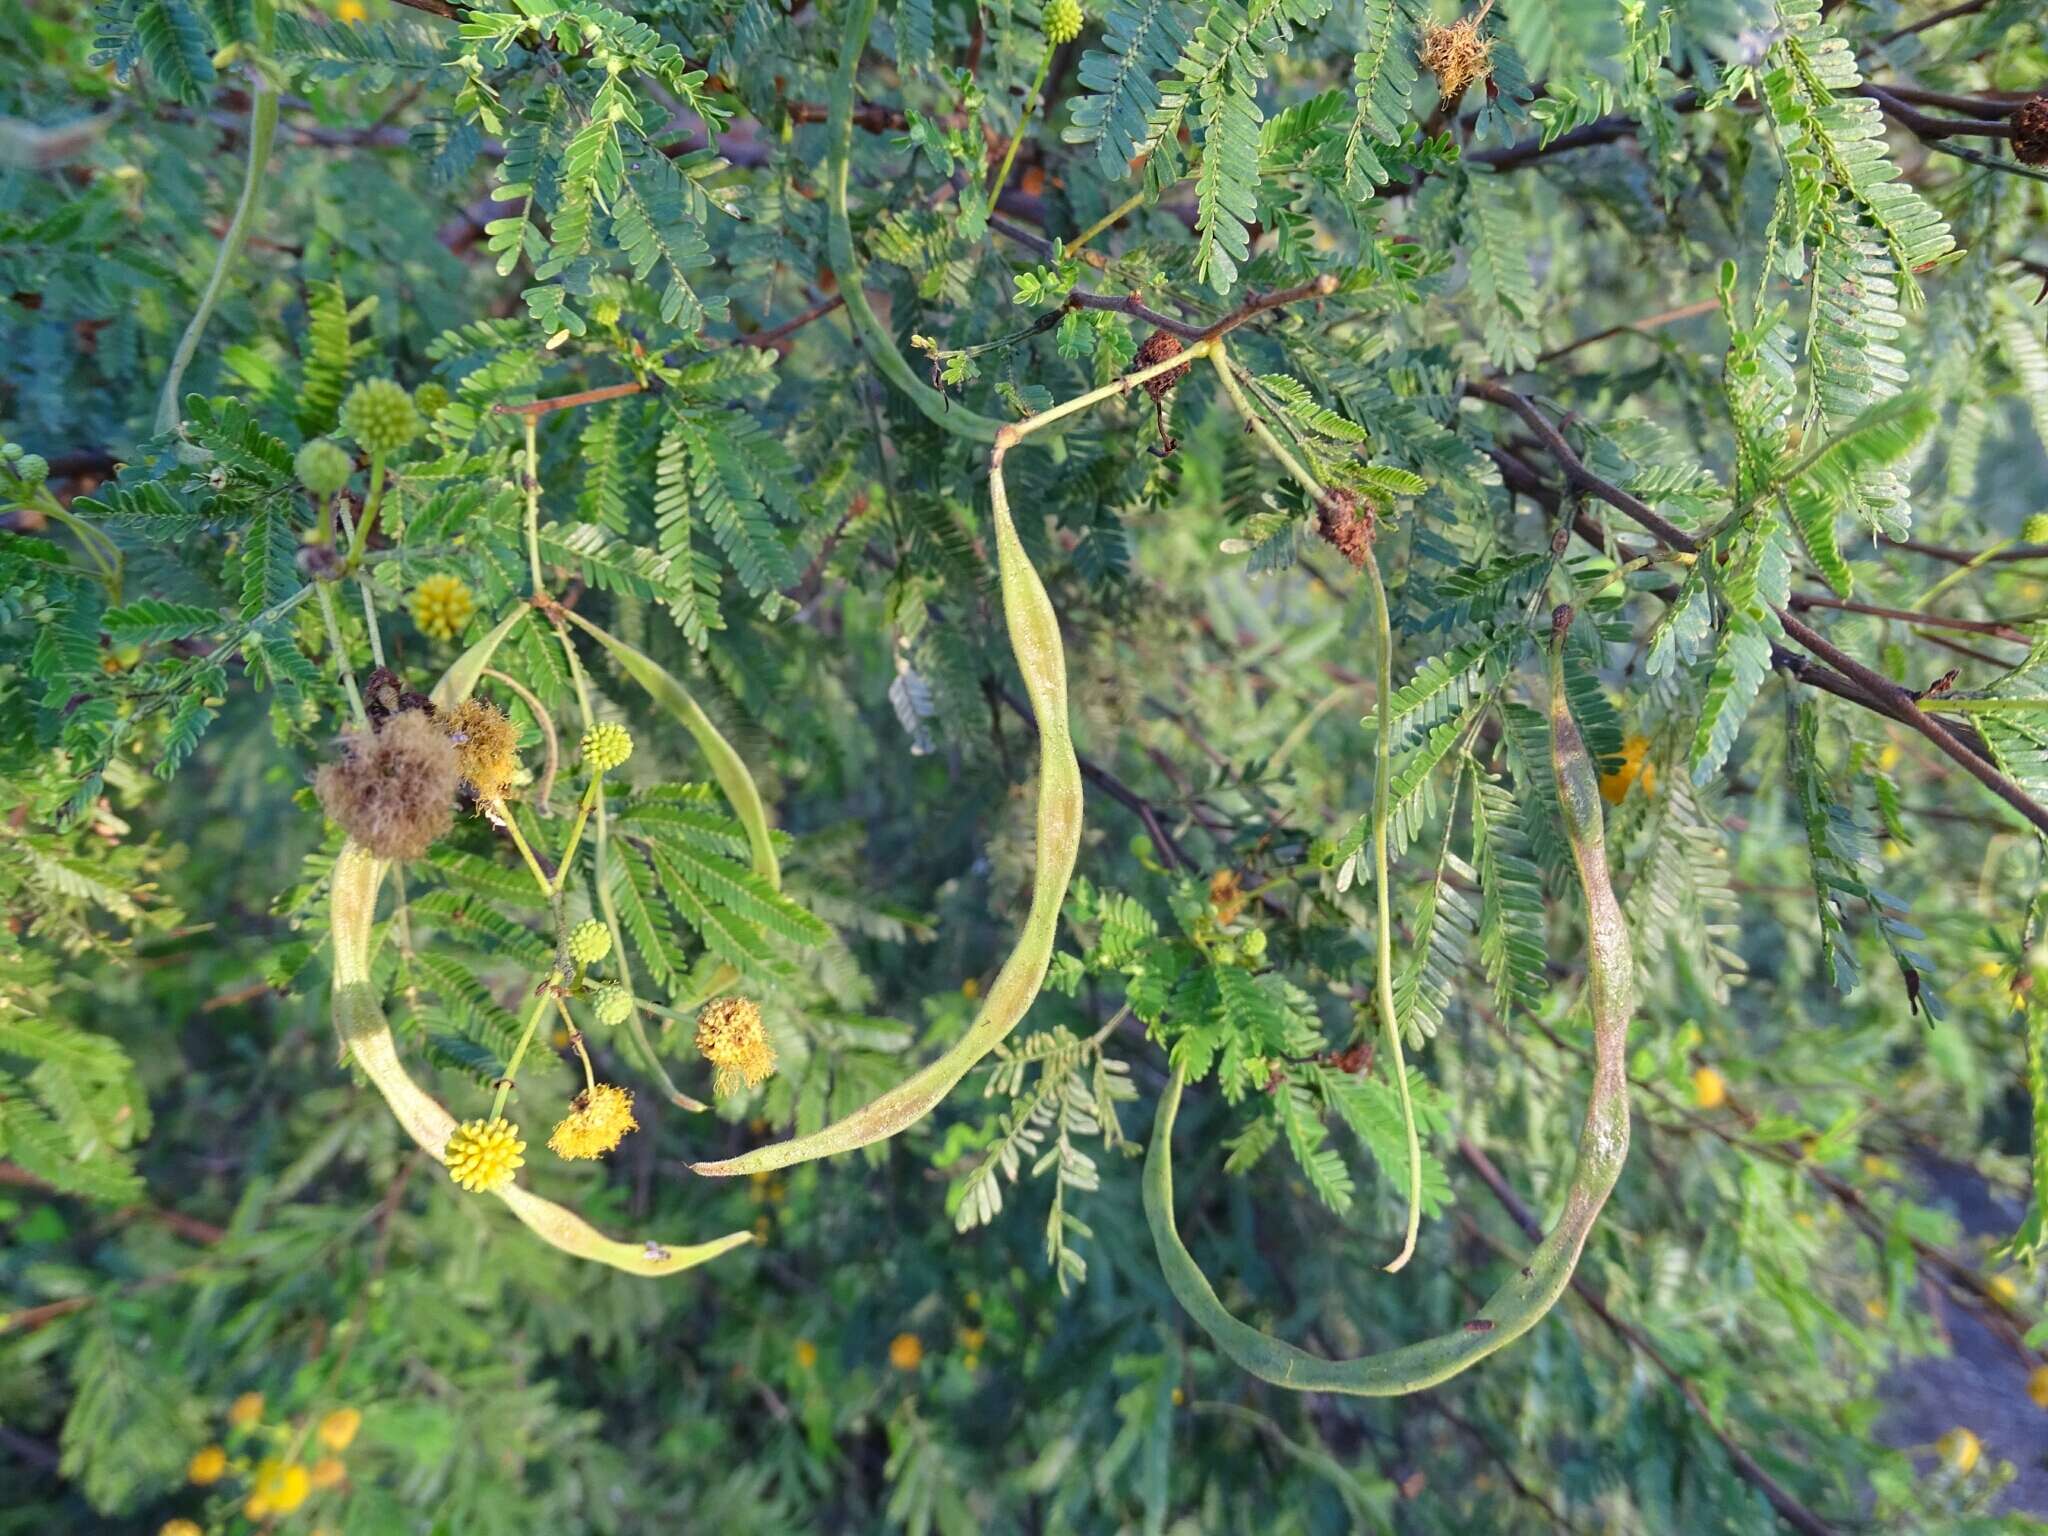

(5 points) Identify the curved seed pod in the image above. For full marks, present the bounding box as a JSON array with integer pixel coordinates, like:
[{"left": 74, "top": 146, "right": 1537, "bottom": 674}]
[
  {"left": 330, "top": 842, "right": 753, "bottom": 1275},
  {"left": 693, "top": 444, "right": 1083, "bottom": 1175},
  {"left": 430, "top": 606, "right": 531, "bottom": 713},
  {"left": 1141, "top": 605, "right": 1633, "bottom": 1394},
  {"left": 827, "top": 0, "right": 1006, "bottom": 444},
  {"left": 560, "top": 608, "right": 780, "bottom": 889}
]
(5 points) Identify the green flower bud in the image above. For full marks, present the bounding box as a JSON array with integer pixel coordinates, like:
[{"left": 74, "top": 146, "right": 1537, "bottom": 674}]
[
  {"left": 1241, "top": 927, "right": 1268, "bottom": 961},
  {"left": 2026, "top": 512, "right": 2048, "bottom": 545},
  {"left": 1044, "top": 0, "right": 1083, "bottom": 44},
  {"left": 13, "top": 453, "right": 49, "bottom": 488},
  {"left": 591, "top": 985, "right": 632, "bottom": 1027},
  {"left": 567, "top": 919, "right": 612, "bottom": 966},
  {"left": 338, "top": 378, "right": 422, "bottom": 457},
  {"left": 295, "top": 437, "right": 353, "bottom": 495},
  {"left": 581, "top": 720, "right": 634, "bottom": 774},
  {"left": 592, "top": 298, "right": 622, "bottom": 327},
  {"left": 413, "top": 381, "right": 451, "bottom": 418},
  {"left": 1, "top": 442, "right": 22, "bottom": 461}
]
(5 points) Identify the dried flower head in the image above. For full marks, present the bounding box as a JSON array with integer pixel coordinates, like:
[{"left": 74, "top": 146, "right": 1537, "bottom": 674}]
[
  {"left": 1208, "top": 868, "right": 1246, "bottom": 926},
  {"left": 581, "top": 720, "right": 634, "bottom": 774},
  {"left": 444, "top": 696, "right": 519, "bottom": 802},
  {"left": 228, "top": 1391, "right": 265, "bottom": 1429},
  {"left": 547, "top": 1083, "right": 639, "bottom": 1160},
  {"left": 695, "top": 995, "right": 778, "bottom": 1095},
  {"left": 1134, "top": 330, "right": 1189, "bottom": 400},
  {"left": 1419, "top": 0, "right": 1495, "bottom": 105},
  {"left": 409, "top": 573, "right": 476, "bottom": 642},
  {"left": 2015, "top": 95, "right": 2048, "bottom": 167},
  {"left": 1314, "top": 488, "right": 1373, "bottom": 569},
  {"left": 361, "top": 665, "right": 435, "bottom": 729},
  {"left": 315, "top": 711, "right": 459, "bottom": 861},
  {"left": 310, "top": 1457, "right": 347, "bottom": 1490},
  {"left": 567, "top": 919, "right": 612, "bottom": 966},
  {"left": 445, "top": 1115, "right": 525, "bottom": 1193}
]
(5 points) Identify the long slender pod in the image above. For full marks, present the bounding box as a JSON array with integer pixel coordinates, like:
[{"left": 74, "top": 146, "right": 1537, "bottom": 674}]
[
  {"left": 330, "top": 843, "right": 753, "bottom": 1274},
  {"left": 693, "top": 436, "right": 1082, "bottom": 1175},
  {"left": 827, "top": 0, "right": 1007, "bottom": 443},
  {"left": 156, "top": 26, "right": 278, "bottom": 437},
  {"left": 1142, "top": 605, "right": 1633, "bottom": 1393}
]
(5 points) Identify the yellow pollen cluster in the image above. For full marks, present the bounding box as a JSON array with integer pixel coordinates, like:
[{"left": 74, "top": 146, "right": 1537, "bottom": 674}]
[
  {"left": 444, "top": 696, "right": 520, "bottom": 802},
  {"left": 445, "top": 1115, "right": 525, "bottom": 1192},
  {"left": 409, "top": 573, "right": 476, "bottom": 641},
  {"left": 695, "top": 995, "right": 777, "bottom": 1096},
  {"left": 548, "top": 1083, "right": 639, "bottom": 1160},
  {"left": 1599, "top": 734, "right": 1656, "bottom": 805}
]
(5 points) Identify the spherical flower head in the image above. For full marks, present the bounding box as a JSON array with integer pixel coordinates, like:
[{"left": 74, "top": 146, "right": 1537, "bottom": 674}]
[
  {"left": 1691, "top": 1065, "right": 1726, "bottom": 1110},
  {"left": 315, "top": 711, "right": 460, "bottom": 861},
  {"left": 887, "top": 1332, "right": 924, "bottom": 1371},
  {"left": 445, "top": 1116, "right": 524, "bottom": 1193},
  {"left": 695, "top": 995, "right": 777, "bottom": 1096},
  {"left": 246, "top": 1458, "right": 311, "bottom": 1518},
  {"left": 1937, "top": 1426, "right": 1981, "bottom": 1475},
  {"left": 794, "top": 1338, "right": 818, "bottom": 1370},
  {"left": 13, "top": 452, "right": 49, "bottom": 488},
  {"left": 187, "top": 1444, "right": 228, "bottom": 1485},
  {"left": 317, "top": 1406, "right": 361, "bottom": 1452},
  {"left": 339, "top": 377, "right": 422, "bottom": 457},
  {"left": 161, "top": 1523, "right": 203, "bottom": 1536},
  {"left": 295, "top": 437, "right": 353, "bottom": 495},
  {"left": 409, "top": 573, "right": 476, "bottom": 643},
  {"left": 591, "top": 984, "right": 632, "bottom": 1027},
  {"left": 1044, "top": 0, "right": 1083, "bottom": 43},
  {"left": 228, "top": 1391, "right": 266, "bottom": 1429},
  {"left": 567, "top": 919, "right": 612, "bottom": 966},
  {"left": 444, "top": 695, "right": 520, "bottom": 801},
  {"left": 581, "top": 720, "right": 634, "bottom": 775},
  {"left": 310, "top": 1457, "right": 348, "bottom": 1490},
  {"left": 2027, "top": 511, "right": 2048, "bottom": 545},
  {"left": 547, "top": 1083, "right": 639, "bottom": 1160},
  {"left": 413, "top": 381, "right": 451, "bottom": 418}
]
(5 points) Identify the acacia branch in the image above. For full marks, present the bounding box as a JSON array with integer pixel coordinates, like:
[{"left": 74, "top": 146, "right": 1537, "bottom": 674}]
[{"left": 1467, "top": 379, "right": 2048, "bottom": 837}]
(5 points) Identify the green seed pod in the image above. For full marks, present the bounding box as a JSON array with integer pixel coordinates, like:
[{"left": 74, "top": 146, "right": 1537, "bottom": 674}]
[
  {"left": 591, "top": 985, "right": 633, "bottom": 1028},
  {"left": 339, "top": 378, "right": 422, "bottom": 457},
  {"left": 295, "top": 437, "right": 353, "bottom": 495},
  {"left": 1044, "top": 0, "right": 1083, "bottom": 44},
  {"left": 567, "top": 919, "right": 612, "bottom": 966},
  {"left": 581, "top": 720, "right": 634, "bottom": 774},
  {"left": 1139, "top": 604, "right": 1636, "bottom": 1396}
]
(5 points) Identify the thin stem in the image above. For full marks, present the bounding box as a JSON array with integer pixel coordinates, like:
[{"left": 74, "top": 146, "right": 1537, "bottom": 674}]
[
  {"left": 1006, "top": 339, "right": 1216, "bottom": 445},
  {"left": 38, "top": 500, "right": 123, "bottom": 596},
  {"left": 987, "top": 43, "right": 1055, "bottom": 209},
  {"left": 315, "top": 581, "right": 370, "bottom": 731},
  {"left": 1208, "top": 347, "right": 1325, "bottom": 498},
  {"left": 491, "top": 380, "right": 646, "bottom": 420},
  {"left": 482, "top": 666, "right": 560, "bottom": 812},
  {"left": 553, "top": 782, "right": 600, "bottom": 893},
  {"left": 1362, "top": 547, "right": 1423, "bottom": 1273},
  {"left": 156, "top": 68, "right": 278, "bottom": 435},
  {"left": 343, "top": 454, "right": 387, "bottom": 570},
  {"left": 1068, "top": 180, "right": 1162, "bottom": 253},
  {"left": 489, "top": 989, "right": 556, "bottom": 1121},
  {"left": 557, "top": 996, "right": 597, "bottom": 1093},
  {"left": 490, "top": 799, "right": 554, "bottom": 897},
  {"left": 523, "top": 416, "right": 546, "bottom": 595}
]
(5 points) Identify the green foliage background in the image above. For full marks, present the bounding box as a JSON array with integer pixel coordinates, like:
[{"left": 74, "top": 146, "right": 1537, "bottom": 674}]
[{"left": 4, "top": 0, "right": 2048, "bottom": 1529}]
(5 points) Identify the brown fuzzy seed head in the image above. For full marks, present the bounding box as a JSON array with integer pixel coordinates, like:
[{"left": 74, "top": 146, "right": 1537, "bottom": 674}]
[
  {"left": 315, "top": 711, "right": 459, "bottom": 860},
  {"left": 1315, "top": 488, "right": 1374, "bottom": 569},
  {"left": 1419, "top": 4, "right": 1496, "bottom": 105},
  {"left": 1135, "top": 330, "right": 1190, "bottom": 400},
  {"left": 2015, "top": 96, "right": 2048, "bottom": 167},
  {"left": 444, "top": 697, "right": 519, "bottom": 802}
]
